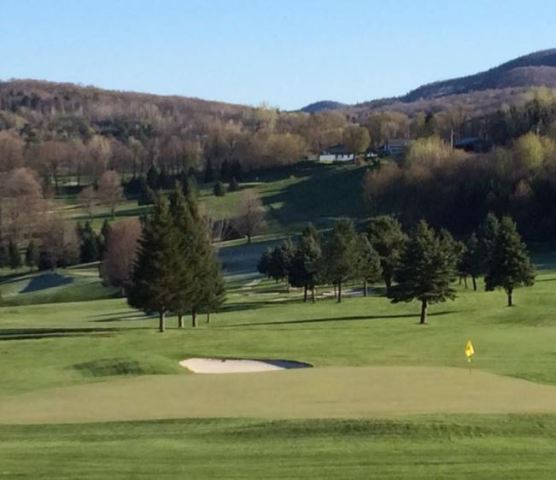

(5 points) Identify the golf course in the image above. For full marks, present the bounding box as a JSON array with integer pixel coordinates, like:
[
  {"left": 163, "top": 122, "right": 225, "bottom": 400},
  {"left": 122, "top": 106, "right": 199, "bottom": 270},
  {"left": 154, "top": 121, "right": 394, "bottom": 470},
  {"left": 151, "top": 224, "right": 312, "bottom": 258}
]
[{"left": 1, "top": 232, "right": 556, "bottom": 478}]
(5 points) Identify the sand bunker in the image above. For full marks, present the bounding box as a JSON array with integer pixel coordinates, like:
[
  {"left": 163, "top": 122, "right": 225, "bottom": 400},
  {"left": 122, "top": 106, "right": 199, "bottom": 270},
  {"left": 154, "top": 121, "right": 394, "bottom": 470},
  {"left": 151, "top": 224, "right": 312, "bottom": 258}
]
[{"left": 180, "top": 357, "right": 311, "bottom": 374}]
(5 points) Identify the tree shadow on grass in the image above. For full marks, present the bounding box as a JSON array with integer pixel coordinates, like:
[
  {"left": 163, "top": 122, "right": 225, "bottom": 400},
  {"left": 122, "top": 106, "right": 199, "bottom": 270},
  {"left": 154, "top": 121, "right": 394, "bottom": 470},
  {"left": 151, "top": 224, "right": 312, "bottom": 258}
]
[
  {"left": 91, "top": 312, "right": 152, "bottom": 323},
  {"left": 0, "top": 327, "right": 116, "bottom": 341},
  {"left": 228, "top": 311, "right": 455, "bottom": 328},
  {"left": 19, "top": 273, "right": 73, "bottom": 293}
]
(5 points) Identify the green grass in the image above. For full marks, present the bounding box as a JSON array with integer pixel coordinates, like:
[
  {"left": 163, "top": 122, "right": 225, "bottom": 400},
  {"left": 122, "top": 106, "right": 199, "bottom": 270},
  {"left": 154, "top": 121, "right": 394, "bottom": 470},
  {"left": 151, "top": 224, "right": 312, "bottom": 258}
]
[
  {"left": 53, "top": 163, "right": 371, "bottom": 235},
  {"left": 2, "top": 416, "right": 556, "bottom": 479}
]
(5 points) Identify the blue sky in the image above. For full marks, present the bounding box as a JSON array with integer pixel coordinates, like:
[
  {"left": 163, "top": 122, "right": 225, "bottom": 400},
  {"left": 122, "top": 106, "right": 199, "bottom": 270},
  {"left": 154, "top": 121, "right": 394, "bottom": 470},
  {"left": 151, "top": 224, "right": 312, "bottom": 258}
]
[{"left": 1, "top": 0, "right": 555, "bottom": 110}]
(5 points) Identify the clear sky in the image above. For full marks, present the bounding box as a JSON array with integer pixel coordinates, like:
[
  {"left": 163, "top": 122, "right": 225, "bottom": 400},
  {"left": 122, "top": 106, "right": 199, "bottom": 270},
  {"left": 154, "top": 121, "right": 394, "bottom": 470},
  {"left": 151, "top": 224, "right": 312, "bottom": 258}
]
[{"left": 1, "top": 0, "right": 555, "bottom": 110}]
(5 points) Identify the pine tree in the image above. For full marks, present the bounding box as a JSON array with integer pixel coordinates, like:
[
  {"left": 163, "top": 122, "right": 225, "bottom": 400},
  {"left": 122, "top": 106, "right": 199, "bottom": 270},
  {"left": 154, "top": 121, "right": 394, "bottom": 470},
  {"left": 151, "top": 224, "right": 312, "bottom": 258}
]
[
  {"left": 0, "top": 243, "right": 8, "bottom": 268},
  {"left": 257, "top": 240, "right": 293, "bottom": 285},
  {"left": 8, "top": 240, "right": 21, "bottom": 269},
  {"left": 485, "top": 216, "right": 535, "bottom": 306},
  {"left": 127, "top": 196, "right": 180, "bottom": 332},
  {"left": 204, "top": 159, "right": 214, "bottom": 183},
  {"left": 289, "top": 228, "right": 322, "bottom": 302},
  {"left": 158, "top": 167, "right": 170, "bottom": 190},
  {"left": 97, "top": 219, "right": 111, "bottom": 259},
  {"left": 323, "top": 219, "right": 358, "bottom": 302},
  {"left": 462, "top": 232, "right": 482, "bottom": 291},
  {"left": 390, "top": 220, "right": 457, "bottom": 325},
  {"left": 168, "top": 185, "right": 202, "bottom": 328},
  {"left": 220, "top": 160, "right": 230, "bottom": 181},
  {"left": 138, "top": 177, "right": 155, "bottom": 206},
  {"left": 478, "top": 213, "right": 500, "bottom": 271},
  {"left": 228, "top": 176, "right": 240, "bottom": 192},
  {"left": 257, "top": 249, "right": 272, "bottom": 278},
  {"left": 78, "top": 222, "right": 99, "bottom": 263},
  {"left": 213, "top": 181, "right": 226, "bottom": 197},
  {"left": 355, "top": 234, "right": 382, "bottom": 297},
  {"left": 146, "top": 165, "right": 159, "bottom": 190},
  {"left": 25, "top": 240, "right": 38, "bottom": 268},
  {"left": 368, "top": 215, "right": 407, "bottom": 295},
  {"left": 199, "top": 250, "right": 225, "bottom": 324}
]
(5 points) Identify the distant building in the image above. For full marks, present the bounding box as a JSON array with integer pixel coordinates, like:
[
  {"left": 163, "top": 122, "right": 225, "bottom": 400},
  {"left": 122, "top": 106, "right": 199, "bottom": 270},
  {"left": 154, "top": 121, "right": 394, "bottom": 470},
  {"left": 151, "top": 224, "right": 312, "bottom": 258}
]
[
  {"left": 381, "top": 139, "right": 411, "bottom": 158},
  {"left": 318, "top": 144, "right": 356, "bottom": 163}
]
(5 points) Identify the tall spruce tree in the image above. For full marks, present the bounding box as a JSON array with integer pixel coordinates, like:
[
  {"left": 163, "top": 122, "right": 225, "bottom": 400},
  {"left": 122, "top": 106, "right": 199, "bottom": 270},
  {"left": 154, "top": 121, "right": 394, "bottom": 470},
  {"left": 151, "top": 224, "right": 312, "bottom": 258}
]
[
  {"left": 355, "top": 233, "right": 382, "bottom": 297},
  {"left": 78, "top": 221, "right": 99, "bottom": 263},
  {"left": 169, "top": 184, "right": 201, "bottom": 328},
  {"left": 8, "top": 240, "right": 21, "bottom": 269},
  {"left": 485, "top": 216, "right": 535, "bottom": 306},
  {"left": 0, "top": 243, "right": 7, "bottom": 268},
  {"left": 368, "top": 215, "right": 407, "bottom": 295},
  {"left": 323, "top": 219, "right": 358, "bottom": 302},
  {"left": 462, "top": 232, "right": 482, "bottom": 291},
  {"left": 390, "top": 220, "right": 458, "bottom": 325},
  {"left": 289, "top": 227, "right": 322, "bottom": 303},
  {"left": 127, "top": 196, "right": 180, "bottom": 332},
  {"left": 25, "top": 240, "right": 38, "bottom": 268},
  {"left": 199, "top": 250, "right": 226, "bottom": 324},
  {"left": 478, "top": 213, "right": 500, "bottom": 271}
]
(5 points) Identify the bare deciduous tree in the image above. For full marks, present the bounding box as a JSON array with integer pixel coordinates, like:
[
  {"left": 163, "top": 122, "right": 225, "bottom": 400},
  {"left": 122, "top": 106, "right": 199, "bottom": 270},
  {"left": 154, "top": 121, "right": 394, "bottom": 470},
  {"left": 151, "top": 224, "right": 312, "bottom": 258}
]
[
  {"left": 0, "top": 130, "right": 24, "bottom": 172},
  {"left": 0, "top": 168, "right": 46, "bottom": 242},
  {"left": 100, "top": 218, "right": 141, "bottom": 293},
  {"left": 78, "top": 185, "right": 97, "bottom": 219},
  {"left": 97, "top": 170, "right": 123, "bottom": 219},
  {"left": 235, "top": 190, "right": 266, "bottom": 243}
]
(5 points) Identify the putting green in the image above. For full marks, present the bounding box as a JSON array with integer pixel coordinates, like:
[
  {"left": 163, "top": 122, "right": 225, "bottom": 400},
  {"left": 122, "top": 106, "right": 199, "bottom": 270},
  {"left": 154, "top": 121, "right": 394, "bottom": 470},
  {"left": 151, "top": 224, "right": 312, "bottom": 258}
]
[{"left": 2, "top": 366, "right": 556, "bottom": 424}]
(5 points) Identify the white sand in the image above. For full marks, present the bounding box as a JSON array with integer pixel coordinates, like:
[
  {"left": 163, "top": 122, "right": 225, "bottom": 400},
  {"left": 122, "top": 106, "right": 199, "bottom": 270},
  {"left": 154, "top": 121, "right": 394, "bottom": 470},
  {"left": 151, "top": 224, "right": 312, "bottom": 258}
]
[{"left": 180, "top": 357, "right": 308, "bottom": 374}]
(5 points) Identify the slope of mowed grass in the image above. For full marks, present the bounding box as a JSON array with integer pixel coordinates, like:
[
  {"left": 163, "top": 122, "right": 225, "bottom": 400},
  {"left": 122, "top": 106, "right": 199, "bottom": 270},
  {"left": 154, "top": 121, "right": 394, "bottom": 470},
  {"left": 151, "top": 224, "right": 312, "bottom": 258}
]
[
  {"left": 0, "top": 267, "right": 117, "bottom": 306},
  {"left": 3, "top": 367, "right": 556, "bottom": 424},
  {"left": 2, "top": 416, "right": 556, "bottom": 479},
  {"left": 1, "top": 271, "right": 556, "bottom": 401}
]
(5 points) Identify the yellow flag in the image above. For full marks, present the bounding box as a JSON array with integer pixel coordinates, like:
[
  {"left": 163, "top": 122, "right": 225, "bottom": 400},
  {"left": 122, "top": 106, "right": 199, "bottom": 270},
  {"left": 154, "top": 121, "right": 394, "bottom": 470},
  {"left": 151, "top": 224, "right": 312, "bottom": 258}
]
[{"left": 465, "top": 340, "right": 475, "bottom": 361}]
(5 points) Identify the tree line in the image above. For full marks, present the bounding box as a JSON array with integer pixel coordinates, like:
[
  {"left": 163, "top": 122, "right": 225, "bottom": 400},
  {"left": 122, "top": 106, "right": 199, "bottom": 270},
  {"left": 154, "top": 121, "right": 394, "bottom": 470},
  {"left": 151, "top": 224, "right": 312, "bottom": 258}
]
[{"left": 258, "top": 214, "right": 534, "bottom": 324}]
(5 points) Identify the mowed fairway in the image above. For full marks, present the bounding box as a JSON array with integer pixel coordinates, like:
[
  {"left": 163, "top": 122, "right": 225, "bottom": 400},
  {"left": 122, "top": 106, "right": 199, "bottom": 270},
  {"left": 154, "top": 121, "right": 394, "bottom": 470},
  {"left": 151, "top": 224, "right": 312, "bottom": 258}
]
[
  {"left": 3, "top": 367, "right": 556, "bottom": 424},
  {"left": 2, "top": 264, "right": 556, "bottom": 477}
]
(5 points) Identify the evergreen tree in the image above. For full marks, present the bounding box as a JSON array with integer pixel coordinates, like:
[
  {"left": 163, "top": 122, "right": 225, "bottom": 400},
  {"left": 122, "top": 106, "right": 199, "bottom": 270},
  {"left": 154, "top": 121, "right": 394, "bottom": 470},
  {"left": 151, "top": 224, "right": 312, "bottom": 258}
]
[
  {"left": 183, "top": 174, "right": 198, "bottom": 200},
  {"left": 97, "top": 219, "right": 111, "bottom": 259},
  {"left": 220, "top": 159, "right": 230, "bottom": 181},
  {"left": 390, "top": 220, "right": 458, "bottom": 325},
  {"left": 168, "top": 185, "right": 202, "bottom": 328},
  {"left": 8, "top": 240, "right": 21, "bottom": 269},
  {"left": 485, "top": 216, "right": 535, "bottom": 306},
  {"left": 78, "top": 222, "right": 99, "bottom": 263},
  {"left": 368, "top": 215, "right": 407, "bottom": 295},
  {"left": 199, "top": 250, "right": 226, "bottom": 324},
  {"left": 323, "top": 219, "right": 358, "bottom": 302},
  {"left": 289, "top": 228, "right": 322, "bottom": 302},
  {"left": 257, "top": 239, "right": 293, "bottom": 285},
  {"left": 213, "top": 181, "right": 226, "bottom": 197},
  {"left": 257, "top": 249, "right": 271, "bottom": 278},
  {"left": 25, "top": 240, "right": 38, "bottom": 268},
  {"left": 355, "top": 234, "right": 382, "bottom": 297},
  {"left": 127, "top": 196, "right": 180, "bottom": 332},
  {"left": 146, "top": 165, "right": 159, "bottom": 190},
  {"left": 0, "top": 243, "right": 8, "bottom": 268},
  {"left": 158, "top": 167, "right": 170, "bottom": 190},
  {"left": 228, "top": 176, "right": 240, "bottom": 192},
  {"left": 231, "top": 160, "right": 243, "bottom": 181},
  {"left": 478, "top": 213, "right": 500, "bottom": 271},
  {"left": 462, "top": 232, "right": 482, "bottom": 291},
  {"left": 138, "top": 177, "right": 155, "bottom": 205},
  {"left": 204, "top": 159, "right": 214, "bottom": 183}
]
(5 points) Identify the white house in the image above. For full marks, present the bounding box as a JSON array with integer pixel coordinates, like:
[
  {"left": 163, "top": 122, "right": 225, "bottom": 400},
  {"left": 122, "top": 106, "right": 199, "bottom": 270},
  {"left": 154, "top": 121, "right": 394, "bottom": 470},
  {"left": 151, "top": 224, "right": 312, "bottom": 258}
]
[{"left": 318, "top": 144, "right": 356, "bottom": 163}]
